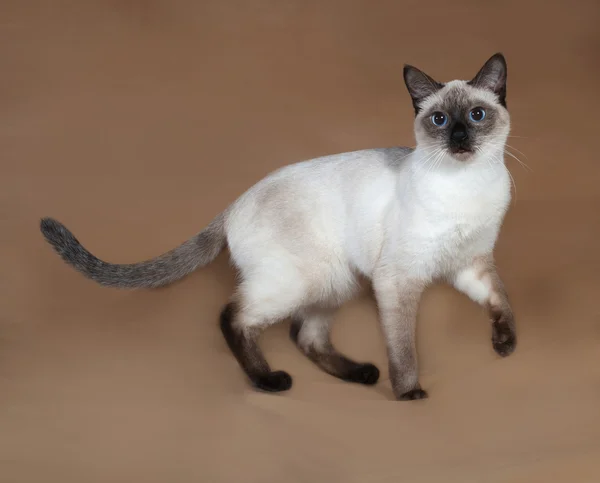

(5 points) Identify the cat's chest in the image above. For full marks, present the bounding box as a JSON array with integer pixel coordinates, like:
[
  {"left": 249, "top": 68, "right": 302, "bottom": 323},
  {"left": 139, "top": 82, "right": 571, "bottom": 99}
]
[
  {"left": 410, "top": 168, "right": 510, "bottom": 228},
  {"left": 422, "top": 189, "right": 506, "bottom": 230},
  {"left": 399, "top": 174, "right": 510, "bottom": 258},
  {"left": 410, "top": 208, "right": 495, "bottom": 247}
]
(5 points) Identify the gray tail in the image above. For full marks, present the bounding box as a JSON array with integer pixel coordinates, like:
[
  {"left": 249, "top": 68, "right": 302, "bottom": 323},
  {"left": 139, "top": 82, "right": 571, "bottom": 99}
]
[{"left": 40, "top": 214, "right": 226, "bottom": 289}]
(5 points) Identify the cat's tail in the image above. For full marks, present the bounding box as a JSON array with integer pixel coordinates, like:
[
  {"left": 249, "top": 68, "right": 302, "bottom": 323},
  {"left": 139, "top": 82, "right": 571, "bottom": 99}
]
[{"left": 39, "top": 214, "right": 226, "bottom": 289}]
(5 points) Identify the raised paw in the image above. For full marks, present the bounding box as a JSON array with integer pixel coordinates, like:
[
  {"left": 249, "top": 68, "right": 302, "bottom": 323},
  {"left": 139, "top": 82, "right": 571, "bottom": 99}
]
[
  {"left": 343, "top": 363, "right": 380, "bottom": 385},
  {"left": 253, "top": 371, "right": 293, "bottom": 393},
  {"left": 399, "top": 388, "right": 428, "bottom": 401},
  {"left": 492, "top": 323, "right": 516, "bottom": 357}
]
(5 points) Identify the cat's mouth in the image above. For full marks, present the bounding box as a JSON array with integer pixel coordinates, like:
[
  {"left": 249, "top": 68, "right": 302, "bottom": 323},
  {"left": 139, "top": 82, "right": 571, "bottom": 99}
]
[{"left": 448, "top": 146, "right": 475, "bottom": 161}]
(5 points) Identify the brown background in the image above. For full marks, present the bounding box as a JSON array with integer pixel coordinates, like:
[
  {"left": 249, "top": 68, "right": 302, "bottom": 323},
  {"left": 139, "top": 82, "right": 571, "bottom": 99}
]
[{"left": 2, "top": 1, "right": 599, "bottom": 482}]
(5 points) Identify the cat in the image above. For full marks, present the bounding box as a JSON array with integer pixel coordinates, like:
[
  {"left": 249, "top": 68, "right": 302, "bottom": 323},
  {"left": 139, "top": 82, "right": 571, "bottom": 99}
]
[{"left": 40, "top": 53, "right": 516, "bottom": 401}]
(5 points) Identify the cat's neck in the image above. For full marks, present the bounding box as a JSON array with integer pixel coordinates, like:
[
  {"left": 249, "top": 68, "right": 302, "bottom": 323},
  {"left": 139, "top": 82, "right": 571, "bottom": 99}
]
[{"left": 408, "top": 143, "right": 507, "bottom": 181}]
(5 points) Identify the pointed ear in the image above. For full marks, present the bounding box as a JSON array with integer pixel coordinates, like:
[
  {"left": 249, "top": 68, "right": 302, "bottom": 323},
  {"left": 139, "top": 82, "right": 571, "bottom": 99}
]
[
  {"left": 469, "top": 53, "right": 507, "bottom": 107},
  {"left": 403, "top": 65, "right": 443, "bottom": 114}
]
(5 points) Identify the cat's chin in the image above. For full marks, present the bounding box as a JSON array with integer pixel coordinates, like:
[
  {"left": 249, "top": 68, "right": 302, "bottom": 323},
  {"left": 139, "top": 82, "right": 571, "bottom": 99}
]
[{"left": 448, "top": 148, "right": 475, "bottom": 162}]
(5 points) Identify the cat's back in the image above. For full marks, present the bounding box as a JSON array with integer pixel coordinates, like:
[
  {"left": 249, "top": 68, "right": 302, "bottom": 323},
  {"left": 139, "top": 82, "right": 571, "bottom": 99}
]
[
  {"left": 290, "top": 146, "right": 413, "bottom": 179},
  {"left": 225, "top": 146, "right": 411, "bottom": 249},
  {"left": 243, "top": 146, "right": 411, "bottom": 197},
  {"left": 224, "top": 147, "right": 412, "bottom": 294},
  {"left": 226, "top": 147, "right": 410, "bottom": 223}
]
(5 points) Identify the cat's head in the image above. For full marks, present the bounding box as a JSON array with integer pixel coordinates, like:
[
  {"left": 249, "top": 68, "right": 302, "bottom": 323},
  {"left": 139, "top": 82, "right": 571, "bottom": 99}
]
[{"left": 404, "top": 53, "right": 510, "bottom": 162}]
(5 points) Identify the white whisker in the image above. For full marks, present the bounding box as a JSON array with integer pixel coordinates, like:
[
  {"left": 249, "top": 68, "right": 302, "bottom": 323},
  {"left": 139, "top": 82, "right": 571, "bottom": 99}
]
[
  {"left": 428, "top": 149, "right": 446, "bottom": 176},
  {"left": 506, "top": 167, "right": 517, "bottom": 203},
  {"left": 503, "top": 149, "right": 533, "bottom": 172},
  {"left": 504, "top": 143, "right": 530, "bottom": 160},
  {"left": 485, "top": 141, "right": 533, "bottom": 172},
  {"left": 420, "top": 148, "right": 444, "bottom": 175},
  {"left": 488, "top": 151, "right": 517, "bottom": 204}
]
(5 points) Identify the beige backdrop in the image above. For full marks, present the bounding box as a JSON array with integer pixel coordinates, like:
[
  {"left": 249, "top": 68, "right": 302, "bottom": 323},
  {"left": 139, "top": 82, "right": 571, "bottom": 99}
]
[{"left": 2, "top": 1, "right": 599, "bottom": 482}]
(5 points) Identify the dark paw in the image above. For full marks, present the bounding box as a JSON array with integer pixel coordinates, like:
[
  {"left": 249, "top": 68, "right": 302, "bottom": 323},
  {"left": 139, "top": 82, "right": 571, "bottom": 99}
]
[
  {"left": 399, "top": 388, "right": 428, "bottom": 401},
  {"left": 343, "top": 363, "right": 380, "bottom": 385},
  {"left": 253, "top": 371, "right": 293, "bottom": 393},
  {"left": 492, "top": 324, "right": 516, "bottom": 357}
]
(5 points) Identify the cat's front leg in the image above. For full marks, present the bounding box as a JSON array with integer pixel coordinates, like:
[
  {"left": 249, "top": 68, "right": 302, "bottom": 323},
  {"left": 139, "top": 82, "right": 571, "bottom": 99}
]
[
  {"left": 452, "top": 254, "right": 516, "bottom": 357},
  {"left": 373, "top": 271, "right": 427, "bottom": 400}
]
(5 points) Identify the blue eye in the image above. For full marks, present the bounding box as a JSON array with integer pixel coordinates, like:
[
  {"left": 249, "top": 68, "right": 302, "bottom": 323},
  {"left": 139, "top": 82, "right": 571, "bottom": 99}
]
[
  {"left": 469, "top": 107, "right": 486, "bottom": 122},
  {"left": 431, "top": 112, "right": 448, "bottom": 127}
]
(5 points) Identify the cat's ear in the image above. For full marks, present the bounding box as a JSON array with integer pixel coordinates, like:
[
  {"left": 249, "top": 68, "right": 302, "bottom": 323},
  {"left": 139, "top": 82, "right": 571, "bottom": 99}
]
[
  {"left": 469, "top": 53, "right": 507, "bottom": 107},
  {"left": 403, "top": 65, "right": 443, "bottom": 114}
]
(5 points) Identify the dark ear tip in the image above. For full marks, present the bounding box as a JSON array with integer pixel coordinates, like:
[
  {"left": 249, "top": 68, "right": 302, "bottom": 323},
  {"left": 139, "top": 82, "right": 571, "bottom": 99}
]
[
  {"left": 403, "top": 64, "right": 422, "bottom": 82},
  {"left": 489, "top": 52, "right": 507, "bottom": 65}
]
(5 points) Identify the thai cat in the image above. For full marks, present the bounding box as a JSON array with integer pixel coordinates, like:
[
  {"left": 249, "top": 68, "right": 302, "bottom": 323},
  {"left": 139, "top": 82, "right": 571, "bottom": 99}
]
[{"left": 41, "top": 53, "right": 516, "bottom": 400}]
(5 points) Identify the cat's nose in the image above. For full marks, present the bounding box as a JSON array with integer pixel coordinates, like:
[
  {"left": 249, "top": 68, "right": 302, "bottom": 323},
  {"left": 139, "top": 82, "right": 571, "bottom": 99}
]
[{"left": 451, "top": 127, "right": 468, "bottom": 142}]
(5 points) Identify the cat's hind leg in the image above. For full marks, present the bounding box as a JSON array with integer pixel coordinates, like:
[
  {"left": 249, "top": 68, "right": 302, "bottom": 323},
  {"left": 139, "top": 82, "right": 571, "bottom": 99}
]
[
  {"left": 289, "top": 309, "right": 380, "bottom": 385},
  {"left": 220, "top": 301, "right": 293, "bottom": 392},
  {"left": 219, "top": 262, "right": 309, "bottom": 392}
]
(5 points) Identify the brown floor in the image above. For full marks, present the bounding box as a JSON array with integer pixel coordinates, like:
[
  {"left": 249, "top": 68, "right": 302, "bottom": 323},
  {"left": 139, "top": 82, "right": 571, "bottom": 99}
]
[{"left": 2, "top": 1, "right": 600, "bottom": 482}]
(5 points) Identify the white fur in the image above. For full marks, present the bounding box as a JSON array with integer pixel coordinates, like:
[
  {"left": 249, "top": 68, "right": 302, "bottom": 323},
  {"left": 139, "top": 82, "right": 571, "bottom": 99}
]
[
  {"left": 454, "top": 267, "right": 491, "bottom": 305},
  {"left": 224, "top": 143, "right": 511, "bottom": 327}
]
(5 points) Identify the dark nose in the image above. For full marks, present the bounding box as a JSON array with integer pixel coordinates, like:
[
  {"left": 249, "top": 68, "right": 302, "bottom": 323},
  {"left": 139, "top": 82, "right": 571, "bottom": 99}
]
[{"left": 451, "top": 123, "right": 468, "bottom": 143}]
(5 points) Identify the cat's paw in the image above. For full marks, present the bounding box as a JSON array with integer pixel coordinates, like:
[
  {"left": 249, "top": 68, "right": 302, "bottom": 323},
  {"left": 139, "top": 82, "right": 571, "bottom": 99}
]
[
  {"left": 344, "top": 363, "right": 380, "bottom": 385},
  {"left": 492, "top": 323, "right": 516, "bottom": 357},
  {"left": 253, "top": 371, "right": 293, "bottom": 392},
  {"left": 399, "top": 388, "right": 428, "bottom": 400}
]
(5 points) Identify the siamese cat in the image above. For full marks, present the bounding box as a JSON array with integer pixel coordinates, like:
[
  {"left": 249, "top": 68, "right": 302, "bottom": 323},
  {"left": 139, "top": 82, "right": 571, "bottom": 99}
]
[{"left": 41, "top": 53, "right": 516, "bottom": 401}]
